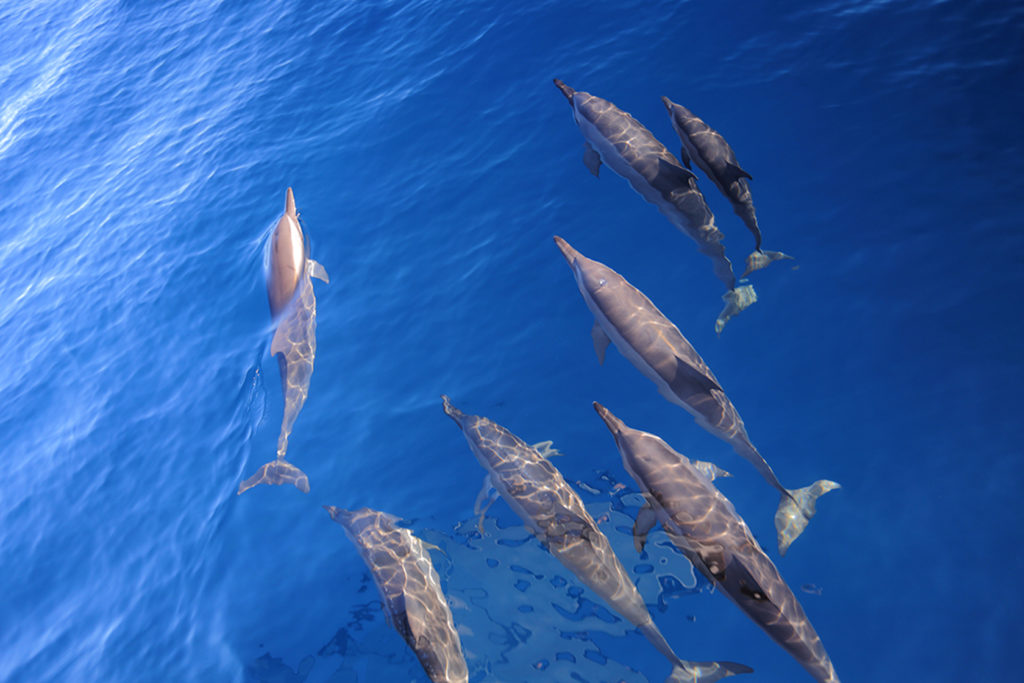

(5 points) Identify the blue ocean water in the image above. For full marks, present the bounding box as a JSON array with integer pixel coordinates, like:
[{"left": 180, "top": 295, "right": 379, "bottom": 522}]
[{"left": 2, "top": 0, "right": 1021, "bottom": 680}]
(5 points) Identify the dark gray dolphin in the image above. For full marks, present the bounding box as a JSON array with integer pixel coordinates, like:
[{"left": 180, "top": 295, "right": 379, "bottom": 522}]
[
  {"left": 238, "top": 188, "right": 329, "bottom": 495},
  {"left": 594, "top": 403, "right": 839, "bottom": 683},
  {"left": 555, "top": 236, "right": 838, "bottom": 554},
  {"left": 325, "top": 506, "right": 469, "bottom": 683},
  {"left": 554, "top": 79, "right": 757, "bottom": 327},
  {"left": 662, "top": 98, "right": 792, "bottom": 277},
  {"left": 442, "top": 395, "right": 751, "bottom": 683}
]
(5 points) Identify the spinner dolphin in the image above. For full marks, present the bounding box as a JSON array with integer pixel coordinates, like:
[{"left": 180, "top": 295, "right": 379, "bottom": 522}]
[
  {"left": 595, "top": 404, "right": 839, "bottom": 682},
  {"left": 239, "top": 188, "right": 329, "bottom": 495},
  {"left": 662, "top": 97, "right": 791, "bottom": 277},
  {"left": 325, "top": 506, "right": 469, "bottom": 683}
]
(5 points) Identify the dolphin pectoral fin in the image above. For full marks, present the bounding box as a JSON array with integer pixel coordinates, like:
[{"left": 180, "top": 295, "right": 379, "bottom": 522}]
[
  {"left": 721, "top": 162, "right": 753, "bottom": 186},
  {"left": 270, "top": 324, "right": 289, "bottom": 356},
  {"left": 591, "top": 322, "right": 611, "bottom": 365},
  {"left": 775, "top": 480, "right": 840, "bottom": 555},
  {"left": 473, "top": 474, "right": 499, "bottom": 535},
  {"left": 418, "top": 538, "right": 448, "bottom": 558},
  {"left": 237, "top": 457, "right": 310, "bottom": 495},
  {"left": 308, "top": 259, "right": 329, "bottom": 283},
  {"left": 633, "top": 501, "right": 658, "bottom": 554},
  {"left": 714, "top": 284, "right": 757, "bottom": 335},
  {"left": 667, "top": 661, "right": 754, "bottom": 682},
  {"left": 741, "top": 249, "right": 794, "bottom": 277},
  {"left": 531, "top": 440, "right": 562, "bottom": 458},
  {"left": 692, "top": 460, "right": 732, "bottom": 482},
  {"left": 583, "top": 141, "right": 602, "bottom": 177}
]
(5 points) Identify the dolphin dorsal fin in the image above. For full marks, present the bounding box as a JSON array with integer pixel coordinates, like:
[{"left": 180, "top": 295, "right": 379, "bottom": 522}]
[{"left": 720, "top": 162, "right": 752, "bottom": 186}]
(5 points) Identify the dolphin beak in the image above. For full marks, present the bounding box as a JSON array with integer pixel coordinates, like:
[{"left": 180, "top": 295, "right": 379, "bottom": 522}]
[
  {"left": 593, "top": 402, "right": 623, "bottom": 434},
  {"left": 553, "top": 78, "right": 575, "bottom": 102},
  {"left": 553, "top": 235, "right": 580, "bottom": 267},
  {"left": 441, "top": 394, "right": 466, "bottom": 426},
  {"left": 323, "top": 505, "right": 348, "bottom": 523},
  {"left": 285, "top": 187, "right": 296, "bottom": 216},
  {"left": 661, "top": 96, "right": 675, "bottom": 112}
]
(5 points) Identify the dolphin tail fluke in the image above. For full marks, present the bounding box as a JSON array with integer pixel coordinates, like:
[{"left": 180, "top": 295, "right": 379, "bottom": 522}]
[
  {"left": 775, "top": 480, "right": 841, "bottom": 555},
  {"left": 237, "top": 458, "right": 310, "bottom": 495},
  {"left": 742, "top": 249, "right": 794, "bottom": 277},
  {"left": 714, "top": 285, "right": 757, "bottom": 334},
  {"left": 666, "top": 661, "right": 753, "bottom": 682},
  {"left": 635, "top": 622, "right": 752, "bottom": 683}
]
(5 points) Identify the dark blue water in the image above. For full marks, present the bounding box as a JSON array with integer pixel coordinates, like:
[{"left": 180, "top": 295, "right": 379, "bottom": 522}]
[{"left": 3, "top": 1, "right": 1021, "bottom": 681}]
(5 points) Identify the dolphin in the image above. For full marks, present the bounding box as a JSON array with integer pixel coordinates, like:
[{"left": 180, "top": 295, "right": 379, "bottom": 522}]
[
  {"left": 238, "top": 188, "right": 329, "bottom": 495},
  {"left": 555, "top": 236, "right": 838, "bottom": 554},
  {"left": 662, "top": 98, "right": 792, "bottom": 277},
  {"left": 553, "top": 79, "right": 756, "bottom": 327},
  {"left": 325, "top": 506, "right": 469, "bottom": 683},
  {"left": 594, "top": 403, "right": 840, "bottom": 682},
  {"left": 441, "top": 395, "right": 751, "bottom": 683}
]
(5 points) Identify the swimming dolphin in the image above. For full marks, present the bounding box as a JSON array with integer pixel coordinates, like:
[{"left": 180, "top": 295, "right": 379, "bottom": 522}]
[
  {"left": 325, "top": 506, "right": 469, "bottom": 683},
  {"left": 662, "top": 98, "right": 791, "bottom": 277},
  {"left": 238, "top": 188, "right": 329, "bottom": 495},
  {"left": 441, "top": 395, "right": 750, "bottom": 683},
  {"left": 555, "top": 236, "right": 838, "bottom": 554},
  {"left": 594, "top": 403, "right": 839, "bottom": 682},
  {"left": 553, "top": 79, "right": 756, "bottom": 327}
]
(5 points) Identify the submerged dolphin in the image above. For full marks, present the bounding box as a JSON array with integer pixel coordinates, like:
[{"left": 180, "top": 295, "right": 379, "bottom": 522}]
[
  {"left": 662, "top": 98, "right": 791, "bottom": 277},
  {"left": 441, "top": 395, "right": 750, "bottom": 683},
  {"left": 325, "top": 506, "right": 469, "bottom": 683},
  {"left": 238, "top": 188, "right": 329, "bottom": 495},
  {"left": 553, "top": 78, "right": 754, "bottom": 328},
  {"left": 555, "top": 236, "right": 838, "bottom": 554},
  {"left": 594, "top": 404, "right": 839, "bottom": 682}
]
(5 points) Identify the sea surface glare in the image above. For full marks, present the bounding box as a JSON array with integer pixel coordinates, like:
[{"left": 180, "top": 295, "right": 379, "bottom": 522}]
[{"left": 1, "top": 1, "right": 1021, "bottom": 681}]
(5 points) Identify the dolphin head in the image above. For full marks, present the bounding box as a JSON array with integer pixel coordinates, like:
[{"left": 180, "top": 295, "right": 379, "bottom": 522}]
[
  {"left": 554, "top": 236, "right": 614, "bottom": 301},
  {"left": 593, "top": 403, "right": 663, "bottom": 492},
  {"left": 267, "top": 187, "right": 306, "bottom": 317}
]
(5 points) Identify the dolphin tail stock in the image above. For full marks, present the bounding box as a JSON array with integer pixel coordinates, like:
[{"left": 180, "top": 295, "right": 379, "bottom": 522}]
[
  {"left": 237, "top": 457, "right": 310, "bottom": 495},
  {"left": 775, "top": 479, "right": 841, "bottom": 555},
  {"left": 666, "top": 660, "right": 753, "bottom": 683},
  {"left": 741, "top": 249, "right": 794, "bottom": 277}
]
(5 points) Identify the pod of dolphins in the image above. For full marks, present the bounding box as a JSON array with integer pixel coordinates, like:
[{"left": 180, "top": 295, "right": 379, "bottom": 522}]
[{"left": 235, "top": 81, "right": 842, "bottom": 682}]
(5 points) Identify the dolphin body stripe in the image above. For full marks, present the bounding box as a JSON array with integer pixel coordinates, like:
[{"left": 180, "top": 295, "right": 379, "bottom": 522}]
[
  {"left": 442, "top": 396, "right": 751, "bottom": 683},
  {"left": 594, "top": 403, "right": 839, "bottom": 683},
  {"left": 555, "top": 236, "right": 838, "bottom": 554},
  {"left": 325, "top": 506, "right": 469, "bottom": 683}
]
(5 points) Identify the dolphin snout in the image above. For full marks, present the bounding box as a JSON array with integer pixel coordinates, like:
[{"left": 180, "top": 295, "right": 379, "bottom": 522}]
[
  {"left": 661, "top": 96, "right": 674, "bottom": 111},
  {"left": 323, "top": 505, "right": 352, "bottom": 524},
  {"left": 593, "top": 402, "right": 623, "bottom": 433},
  {"left": 553, "top": 235, "right": 580, "bottom": 266},
  {"left": 553, "top": 78, "right": 575, "bottom": 102},
  {"left": 441, "top": 394, "right": 466, "bottom": 425}
]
